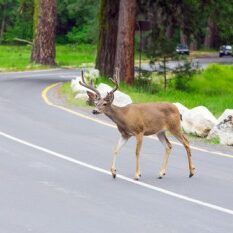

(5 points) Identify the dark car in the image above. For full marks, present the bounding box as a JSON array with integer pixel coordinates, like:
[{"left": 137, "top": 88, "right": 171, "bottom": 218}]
[
  {"left": 176, "top": 44, "right": 190, "bottom": 55},
  {"left": 219, "top": 45, "right": 232, "bottom": 57}
]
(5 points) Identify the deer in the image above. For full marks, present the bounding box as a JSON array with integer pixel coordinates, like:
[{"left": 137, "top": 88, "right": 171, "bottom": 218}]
[{"left": 79, "top": 68, "right": 195, "bottom": 180}]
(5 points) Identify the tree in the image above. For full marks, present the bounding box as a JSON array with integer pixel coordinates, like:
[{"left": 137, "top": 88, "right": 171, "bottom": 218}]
[
  {"left": 95, "top": 0, "right": 120, "bottom": 78},
  {"left": 115, "top": 0, "right": 137, "bottom": 84},
  {"left": 6, "top": 0, "right": 33, "bottom": 41},
  {"left": 0, "top": 0, "right": 16, "bottom": 42},
  {"left": 31, "top": 0, "right": 57, "bottom": 65},
  {"left": 57, "top": 0, "right": 99, "bottom": 44}
]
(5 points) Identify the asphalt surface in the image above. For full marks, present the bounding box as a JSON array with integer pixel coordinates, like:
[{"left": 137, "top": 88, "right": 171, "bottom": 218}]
[
  {"left": 140, "top": 55, "right": 233, "bottom": 71},
  {"left": 0, "top": 69, "right": 233, "bottom": 233}
]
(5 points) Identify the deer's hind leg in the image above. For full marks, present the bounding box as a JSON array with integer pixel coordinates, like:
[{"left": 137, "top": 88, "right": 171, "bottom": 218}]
[
  {"left": 171, "top": 129, "right": 195, "bottom": 178},
  {"left": 157, "top": 131, "right": 172, "bottom": 179}
]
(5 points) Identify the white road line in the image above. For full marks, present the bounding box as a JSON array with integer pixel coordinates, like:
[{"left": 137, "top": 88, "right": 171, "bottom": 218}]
[{"left": 0, "top": 130, "right": 233, "bottom": 216}]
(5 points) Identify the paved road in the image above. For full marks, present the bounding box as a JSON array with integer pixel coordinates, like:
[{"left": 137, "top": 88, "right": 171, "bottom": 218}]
[
  {"left": 140, "top": 56, "right": 233, "bottom": 71},
  {"left": 0, "top": 69, "right": 233, "bottom": 233}
]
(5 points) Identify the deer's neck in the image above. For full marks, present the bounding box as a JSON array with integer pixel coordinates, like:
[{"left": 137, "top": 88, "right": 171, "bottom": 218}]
[{"left": 104, "top": 105, "right": 126, "bottom": 126}]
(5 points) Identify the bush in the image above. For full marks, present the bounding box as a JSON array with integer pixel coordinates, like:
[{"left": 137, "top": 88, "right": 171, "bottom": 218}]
[
  {"left": 172, "top": 61, "right": 198, "bottom": 90},
  {"left": 189, "top": 64, "right": 233, "bottom": 95},
  {"left": 66, "top": 25, "right": 97, "bottom": 44}
]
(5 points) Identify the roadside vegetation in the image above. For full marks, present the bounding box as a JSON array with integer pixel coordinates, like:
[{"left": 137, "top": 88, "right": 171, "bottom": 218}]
[{"left": 61, "top": 64, "right": 233, "bottom": 117}]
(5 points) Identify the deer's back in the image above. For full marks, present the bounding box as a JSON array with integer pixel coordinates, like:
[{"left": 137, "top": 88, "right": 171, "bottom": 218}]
[{"left": 123, "top": 102, "right": 181, "bottom": 135}]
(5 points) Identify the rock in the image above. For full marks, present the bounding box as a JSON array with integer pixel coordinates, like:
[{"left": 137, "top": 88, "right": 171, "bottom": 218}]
[
  {"left": 173, "top": 102, "right": 189, "bottom": 116},
  {"left": 71, "top": 76, "right": 90, "bottom": 94},
  {"left": 71, "top": 69, "right": 100, "bottom": 93},
  {"left": 84, "top": 68, "right": 100, "bottom": 80},
  {"left": 112, "top": 90, "right": 132, "bottom": 107},
  {"left": 181, "top": 106, "right": 217, "bottom": 137},
  {"left": 97, "top": 83, "right": 112, "bottom": 95},
  {"left": 207, "top": 109, "right": 233, "bottom": 145}
]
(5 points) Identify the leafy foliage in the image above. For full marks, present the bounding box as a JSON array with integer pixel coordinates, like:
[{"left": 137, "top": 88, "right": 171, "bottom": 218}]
[{"left": 57, "top": 0, "right": 99, "bottom": 44}]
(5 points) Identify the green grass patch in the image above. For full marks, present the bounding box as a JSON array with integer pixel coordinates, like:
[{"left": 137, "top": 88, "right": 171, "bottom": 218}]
[
  {"left": 56, "top": 44, "right": 96, "bottom": 67},
  {"left": 60, "top": 82, "right": 91, "bottom": 107},
  {"left": 0, "top": 44, "right": 96, "bottom": 71}
]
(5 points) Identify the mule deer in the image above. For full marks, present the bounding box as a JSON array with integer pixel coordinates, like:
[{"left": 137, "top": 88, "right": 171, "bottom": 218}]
[{"left": 79, "top": 68, "right": 195, "bottom": 180}]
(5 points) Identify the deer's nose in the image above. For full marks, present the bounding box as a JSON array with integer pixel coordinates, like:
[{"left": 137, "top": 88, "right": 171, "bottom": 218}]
[{"left": 92, "top": 109, "right": 101, "bottom": 114}]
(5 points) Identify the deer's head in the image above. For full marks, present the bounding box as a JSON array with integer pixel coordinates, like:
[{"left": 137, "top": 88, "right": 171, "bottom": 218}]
[{"left": 79, "top": 68, "right": 119, "bottom": 115}]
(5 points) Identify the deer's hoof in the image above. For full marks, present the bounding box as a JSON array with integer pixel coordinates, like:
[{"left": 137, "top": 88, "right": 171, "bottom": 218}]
[
  {"left": 158, "top": 171, "right": 166, "bottom": 179},
  {"left": 189, "top": 167, "right": 195, "bottom": 178},
  {"left": 134, "top": 174, "right": 141, "bottom": 181},
  {"left": 111, "top": 168, "right": 117, "bottom": 179},
  {"left": 189, "top": 173, "right": 194, "bottom": 178}
]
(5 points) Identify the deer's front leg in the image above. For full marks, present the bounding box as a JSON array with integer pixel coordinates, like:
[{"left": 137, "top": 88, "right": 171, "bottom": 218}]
[
  {"left": 111, "top": 136, "right": 128, "bottom": 179},
  {"left": 134, "top": 133, "right": 143, "bottom": 180}
]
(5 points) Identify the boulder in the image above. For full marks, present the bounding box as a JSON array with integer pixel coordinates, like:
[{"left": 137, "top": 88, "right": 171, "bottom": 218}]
[
  {"left": 71, "top": 69, "right": 100, "bottom": 93},
  {"left": 173, "top": 102, "right": 189, "bottom": 116},
  {"left": 207, "top": 109, "right": 233, "bottom": 145},
  {"left": 84, "top": 68, "right": 99, "bottom": 80},
  {"left": 71, "top": 76, "right": 89, "bottom": 94},
  {"left": 181, "top": 106, "right": 217, "bottom": 137}
]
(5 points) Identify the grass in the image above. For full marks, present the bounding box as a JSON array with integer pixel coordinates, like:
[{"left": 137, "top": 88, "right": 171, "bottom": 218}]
[
  {"left": 0, "top": 44, "right": 96, "bottom": 71},
  {"left": 62, "top": 64, "right": 233, "bottom": 117},
  {"left": 60, "top": 82, "right": 90, "bottom": 107}
]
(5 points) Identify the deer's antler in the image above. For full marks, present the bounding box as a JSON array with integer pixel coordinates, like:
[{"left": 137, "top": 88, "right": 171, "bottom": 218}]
[
  {"left": 110, "top": 67, "right": 120, "bottom": 93},
  {"left": 79, "top": 70, "right": 101, "bottom": 97}
]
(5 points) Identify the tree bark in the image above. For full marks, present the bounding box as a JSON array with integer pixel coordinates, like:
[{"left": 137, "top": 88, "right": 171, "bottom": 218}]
[
  {"left": 204, "top": 17, "right": 218, "bottom": 49},
  {"left": 180, "top": 29, "right": 188, "bottom": 45},
  {"left": 115, "top": 0, "right": 137, "bottom": 85},
  {"left": 31, "top": 0, "right": 57, "bottom": 65},
  {"left": 0, "top": 4, "right": 6, "bottom": 43},
  {"left": 96, "top": 0, "right": 120, "bottom": 78}
]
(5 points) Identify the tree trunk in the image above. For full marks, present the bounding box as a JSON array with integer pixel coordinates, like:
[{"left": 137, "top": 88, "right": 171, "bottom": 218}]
[
  {"left": 180, "top": 29, "right": 188, "bottom": 45},
  {"left": 190, "top": 34, "right": 197, "bottom": 50},
  {"left": 32, "top": 0, "right": 40, "bottom": 38},
  {"left": 204, "top": 17, "right": 218, "bottom": 49},
  {"left": 163, "top": 57, "right": 167, "bottom": 91},
  {"left": 95, "top": 0, "right": 120, "bottom": 78},
  {"left": 165, "top": 17, "right": 173, "bottom": 40},
  {"left": 0, "top": 4, "right": 6, "bottom": 43},
  {"left": 31, "top": 0, "right": 57, "bottom": 65},
  {"left": 115, "top": 0, "right": 137, "bottom": 85}
]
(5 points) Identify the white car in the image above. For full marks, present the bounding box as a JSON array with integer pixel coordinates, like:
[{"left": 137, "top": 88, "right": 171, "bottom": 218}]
[{"left": 219, "top": 45, "right": 232, "bottom": 57}]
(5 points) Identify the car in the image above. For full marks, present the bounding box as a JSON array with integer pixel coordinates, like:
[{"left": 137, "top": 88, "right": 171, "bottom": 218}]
[
  {"left": 176, "top": 44, "right": 190, "bottom": 55},
  {"left": 219, "top": 45, "right": 232, "bottom": 57}
]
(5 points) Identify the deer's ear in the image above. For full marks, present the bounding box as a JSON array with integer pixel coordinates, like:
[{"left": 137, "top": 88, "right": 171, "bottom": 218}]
[
  {"left": 105, "top": 92, "right": 114, "bottom": 103},
  {"left": 87, "top": 91, "right": 97, "bottom": 101}
]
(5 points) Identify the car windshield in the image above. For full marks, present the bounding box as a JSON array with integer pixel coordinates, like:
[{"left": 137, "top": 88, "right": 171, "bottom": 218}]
[
  {"left": 177, "top": 44, "right": 188, "bottom": 49},
  {"left": 225, "top": 45, "right": 232, "bottom": 50}
]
